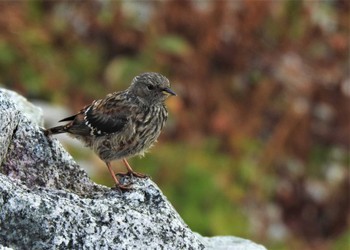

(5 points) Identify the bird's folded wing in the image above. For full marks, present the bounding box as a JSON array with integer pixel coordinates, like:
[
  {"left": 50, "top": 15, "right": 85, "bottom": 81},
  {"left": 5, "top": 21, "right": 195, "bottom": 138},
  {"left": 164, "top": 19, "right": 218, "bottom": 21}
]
[{"left": 84, "top": 97, "right": 129, "bottom": 136}]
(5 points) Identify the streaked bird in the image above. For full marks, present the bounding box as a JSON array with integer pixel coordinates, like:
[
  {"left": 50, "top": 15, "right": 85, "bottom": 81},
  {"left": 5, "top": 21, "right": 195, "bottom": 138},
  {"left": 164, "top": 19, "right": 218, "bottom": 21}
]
[{"left": 44, "top": 72, "right": 176, "bottom": 189}]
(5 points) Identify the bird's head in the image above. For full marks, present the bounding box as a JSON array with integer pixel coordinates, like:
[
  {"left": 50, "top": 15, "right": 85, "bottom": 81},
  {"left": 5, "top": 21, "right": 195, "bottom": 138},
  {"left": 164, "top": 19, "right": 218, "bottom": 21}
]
[{"left": 129, "top": 72, "right": 176, "bottom": 105}]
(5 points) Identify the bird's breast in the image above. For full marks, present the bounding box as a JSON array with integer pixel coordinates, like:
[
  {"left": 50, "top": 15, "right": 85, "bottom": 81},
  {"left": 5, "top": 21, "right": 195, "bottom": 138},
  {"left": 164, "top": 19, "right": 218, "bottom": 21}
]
[
  {"left": 134, "top": 105, "right": 168, "bottom": 144},
  {"left": 95, "top": 105, "right": 168, "bottom": 161}
]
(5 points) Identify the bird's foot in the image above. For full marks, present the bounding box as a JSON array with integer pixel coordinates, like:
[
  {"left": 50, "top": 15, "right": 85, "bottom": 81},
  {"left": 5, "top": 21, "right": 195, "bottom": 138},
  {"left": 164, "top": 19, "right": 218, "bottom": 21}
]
[
  {"left": 117, "top": 183, "right": 132, "bottom": 190},
  {"left": 111, "top": 182, "right": 132, "bottom": 191},
  {"left": 116, "top": 171, "right": 148, "bottom": 179},
  {"left": 129, "top": 170, "right": 148, "bottom": 178},
  {"left": 121, "top": 159, "right": 148, "bottom": 178}
]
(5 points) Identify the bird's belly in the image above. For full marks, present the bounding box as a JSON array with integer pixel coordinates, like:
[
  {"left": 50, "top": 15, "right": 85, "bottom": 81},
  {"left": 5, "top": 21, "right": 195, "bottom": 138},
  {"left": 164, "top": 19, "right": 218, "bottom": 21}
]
[{"left": 93, "top": 126, "right": 161, "bottom": 162}]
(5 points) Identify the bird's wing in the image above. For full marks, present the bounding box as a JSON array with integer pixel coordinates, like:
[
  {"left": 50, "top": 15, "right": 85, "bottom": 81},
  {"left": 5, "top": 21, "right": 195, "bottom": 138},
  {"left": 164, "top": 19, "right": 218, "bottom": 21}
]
[
  {"left": 83, "top": 95, "right": 130, "bottom": 136},
  {"left": 58, "top": 103, "right": 91, "bottom": 122}
]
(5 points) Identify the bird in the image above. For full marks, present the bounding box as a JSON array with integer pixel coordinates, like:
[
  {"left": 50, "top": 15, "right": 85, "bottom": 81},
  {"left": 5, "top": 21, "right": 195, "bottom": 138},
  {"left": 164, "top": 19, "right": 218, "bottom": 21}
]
[{"left": 43, "top": 72, "right": 176, "bottom": 189}]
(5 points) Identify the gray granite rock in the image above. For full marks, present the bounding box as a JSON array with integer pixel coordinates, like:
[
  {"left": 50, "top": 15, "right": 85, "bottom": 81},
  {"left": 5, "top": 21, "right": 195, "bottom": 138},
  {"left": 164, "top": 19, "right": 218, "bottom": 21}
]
[
  {"left": 0, "top": 173, "right": 205, "bottom": 249},
  {"left": 200, "top": 235, "right": 267, "bottom": 250},
  {"left": 0, "top": 88, "right": 266, "bottom": 250}
]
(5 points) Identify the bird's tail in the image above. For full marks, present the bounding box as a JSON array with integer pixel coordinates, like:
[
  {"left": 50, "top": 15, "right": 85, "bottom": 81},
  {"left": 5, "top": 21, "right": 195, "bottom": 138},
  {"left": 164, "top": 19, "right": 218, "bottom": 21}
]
[{"left": 43, "top": 125, "right": 68, "bottom": 136}]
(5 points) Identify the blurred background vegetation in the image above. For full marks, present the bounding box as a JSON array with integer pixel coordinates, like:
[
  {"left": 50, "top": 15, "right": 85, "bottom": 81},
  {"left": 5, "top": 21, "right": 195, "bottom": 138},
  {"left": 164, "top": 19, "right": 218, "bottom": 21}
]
[{"left": 0, "top": 1, "right": 349, "bottom": 249}]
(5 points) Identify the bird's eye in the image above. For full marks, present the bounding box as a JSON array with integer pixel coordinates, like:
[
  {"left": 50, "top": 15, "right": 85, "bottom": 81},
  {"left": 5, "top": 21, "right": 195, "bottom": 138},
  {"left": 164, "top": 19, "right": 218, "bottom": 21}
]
[{"left": 147, "top": 84, "right": 155, "bottom": 90}]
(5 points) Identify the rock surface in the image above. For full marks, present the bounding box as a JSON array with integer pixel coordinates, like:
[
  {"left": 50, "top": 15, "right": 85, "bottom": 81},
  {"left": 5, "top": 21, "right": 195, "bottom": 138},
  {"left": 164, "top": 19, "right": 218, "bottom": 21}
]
[{"left": 0, "top": 88, "right": 266, "bottom": 250}]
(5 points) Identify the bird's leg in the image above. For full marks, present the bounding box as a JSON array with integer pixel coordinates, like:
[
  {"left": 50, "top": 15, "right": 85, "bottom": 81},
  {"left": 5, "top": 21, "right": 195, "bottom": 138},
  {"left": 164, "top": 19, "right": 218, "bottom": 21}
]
[
  {"left": 118, "top": 158, "right": 148, "bottom": 178},
  {"left": 106, "top": 162, "right": 131, "bottom": 190}
]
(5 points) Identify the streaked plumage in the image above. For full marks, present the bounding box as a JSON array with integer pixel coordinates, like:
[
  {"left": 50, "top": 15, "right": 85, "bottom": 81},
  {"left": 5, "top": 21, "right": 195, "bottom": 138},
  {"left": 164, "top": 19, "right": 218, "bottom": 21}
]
[{"left": 44, "top": 72, "right": 176, "bottom": 189}]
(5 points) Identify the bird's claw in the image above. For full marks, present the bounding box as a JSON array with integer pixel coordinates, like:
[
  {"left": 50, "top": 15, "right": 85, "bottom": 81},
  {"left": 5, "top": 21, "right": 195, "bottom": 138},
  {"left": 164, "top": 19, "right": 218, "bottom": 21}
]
[
  {"left": 116, "top": 171, "right": 148, "bottom": 179},
  {"left": 111, "top": 182, "right": 132, "bottom": 191},
  {"left": 131, "top": 172, "right": 148, "bottom": 178}
]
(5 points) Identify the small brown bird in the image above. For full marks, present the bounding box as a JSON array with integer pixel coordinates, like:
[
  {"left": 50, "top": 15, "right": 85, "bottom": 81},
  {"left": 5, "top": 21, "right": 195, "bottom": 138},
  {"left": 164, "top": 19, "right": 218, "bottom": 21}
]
[{"left": 44, "top": 72, "right": 176, "bottom": 189}]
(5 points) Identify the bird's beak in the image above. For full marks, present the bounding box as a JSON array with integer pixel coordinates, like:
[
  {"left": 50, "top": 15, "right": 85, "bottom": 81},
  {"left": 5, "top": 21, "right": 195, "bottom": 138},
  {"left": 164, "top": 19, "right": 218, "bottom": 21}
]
[{"left": 162, "top": 87, "right": 177, "bottom": 96}]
